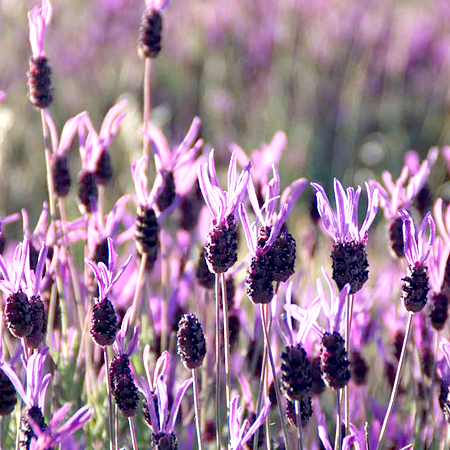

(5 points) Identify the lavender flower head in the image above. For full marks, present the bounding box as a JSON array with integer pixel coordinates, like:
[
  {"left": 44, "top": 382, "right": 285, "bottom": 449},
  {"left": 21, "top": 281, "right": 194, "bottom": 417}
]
[
  {"left": 399, "top": 210, "right": 435, "bottom": 313},
  {"left": 140, "top": 116, "right": 203, "bottom": 212},
  {"left": 85, "top": 238, "right": 132, "bottom": 346},
  {"left": 29, "top": 403, "right": 92, "bottom": 450},
  {"left": 198, "top": 149, "right": 251, "bottom": 273},
  {"left": 28, "top": 0, "right": 52, "bottom": 59},
  {"left": 229, "top": 395, "right": 270, "bottom": 450},
  {"left": 311, "top": 178, "right": 379, "bottom": 293},
  {"left": 137, "top": 348, "right": 192, "bottom": 447}
]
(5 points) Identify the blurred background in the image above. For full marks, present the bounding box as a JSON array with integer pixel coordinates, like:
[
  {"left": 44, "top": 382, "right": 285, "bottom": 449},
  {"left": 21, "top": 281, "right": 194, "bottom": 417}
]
[{"left": 1, "top": 0, "right": 450, "bottom": 225}]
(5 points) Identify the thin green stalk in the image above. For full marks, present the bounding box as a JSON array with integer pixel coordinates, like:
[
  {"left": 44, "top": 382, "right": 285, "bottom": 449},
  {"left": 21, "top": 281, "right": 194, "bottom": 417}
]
[
  {"left": 115, "top": 404, "right": 119, "bottom": 450},
  {"left": 335, "top": 390, "right": 342, "bottom": 450},
  {"left": 376, "top": 312, "right": 414, "bottom": 450},
  {"left": 295, "top": 400, "right": 303, "bottom": 450},
  {"left": 160, "top": 228, "right": 168, "bottom": 352},
  {"left": 103, "top": 348, "right": 115, "bottom": 450},
  {"left": 259, "top": 304, "right": 289, "bottom": 450},
  {"left": 143, "top": 58, "right": 152, "bottom": 161},
  {"left": 221, "top": 273, "right": 232, "bottom": 412},
  {"left": 253, "top": 343, "right": 268, "bottom": 450},
  {"left": 215, "top": 274, "right": 222, "bottom": 450},
  {"left": 130, "top": 253, "right": 148, "bottom": 327},
  {"left": 129, "top": 417, "right": 138, "bottom": 450},
  {"left": 344, "top": 293, "right": 354, "bottom": 436},
  {"left": 193, "top": 368, "right": 204, "bottom": 450}
]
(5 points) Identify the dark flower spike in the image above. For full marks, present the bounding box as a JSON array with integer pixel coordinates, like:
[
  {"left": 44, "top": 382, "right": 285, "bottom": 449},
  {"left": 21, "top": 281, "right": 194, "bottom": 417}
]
[
  {"left": 85, "top": 237, "right": 132, "bottom": 303},
  {"left": 198, "top": 149, "right": 251, "bottom": 228},
  {"left": 229, "top": 395, "right": 270, "bottom": 450},
  {"left": 311, "top": 178, "right": 379, "bottom": 245},
  {"left": 113, "top": 307, "right": 140, "bottom": 357},
  {"left": 28, "top": 0, "right": 52, "bottom": 60},
  {"left": 28, "top": 403, "right": 91, "bottom": 449}
]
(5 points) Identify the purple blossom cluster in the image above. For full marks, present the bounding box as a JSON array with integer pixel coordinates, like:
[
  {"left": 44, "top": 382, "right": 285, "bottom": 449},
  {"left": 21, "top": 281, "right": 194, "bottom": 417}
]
[{"left": 2, "top": 1, "right": 450, "bottom": 450}]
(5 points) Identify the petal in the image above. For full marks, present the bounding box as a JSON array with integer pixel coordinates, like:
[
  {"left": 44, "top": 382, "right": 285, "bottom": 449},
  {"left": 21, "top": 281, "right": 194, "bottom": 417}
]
[
  {"left": 399, "top": 210, "right": 419, "bottom": 265},
  {"left": 238, "top": 203, "right": 257, "bottom": 256},
  {"left": 318, "top": 416, "right": 333, "bottom": 450},
  {"left": 240, "top": 400, "right": 270, "bottom": 448},
  {"left": 417, "top": 212, "right": 435, "bottom": 264},
  {"left": 359, "top": 183, "right": 379, "bottom": 241},
  {"left": 333, "top": 179, "right": 347, "bottom": 240},
  {"left": 166, "top": 378, "right": 193, "bottom": 432}
]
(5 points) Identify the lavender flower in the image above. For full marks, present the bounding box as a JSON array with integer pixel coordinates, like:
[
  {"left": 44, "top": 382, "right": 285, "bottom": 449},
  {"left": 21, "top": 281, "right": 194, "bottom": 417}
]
[
  {"left": 137, "top": 349, "right": 192, "bottom": 449},
  {"left": 0, "top": 238, "right": 33, "bottom": 338},
  {"left": 399, "top": 210, "right": 434, "bottom": 313},
  {"left": 44, "top": 111, "right": 87, "bottom": 197},
  {"left": 2, "top": 348, "right": 52, "bottom": 450},
  {"left": 27, "top": 0, "right": 53, "bottom": 108},
  {"left": 311, "top": 178, "right": 379, "bottom": 293},
  {"left": 110, "top": 308, "right": 140, "bottom": 417},
  {"left": 28, "top": 403, "right": 92, "bottom": 450},
  {"left": 85, "top": 238, "right": 132, "bottom": 347},
  {"left": 198, "top": 149, "right": 251, "bottom": 273},
  {"left": 229, "top": 395, "right": 270, "bottom": 450},
  {"left": 140, "top": 116, "right": 203, "bottom": 212}
]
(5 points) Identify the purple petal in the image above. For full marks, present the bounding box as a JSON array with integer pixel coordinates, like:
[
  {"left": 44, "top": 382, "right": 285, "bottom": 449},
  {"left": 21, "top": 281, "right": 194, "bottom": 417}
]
[
  {"left": 311, "top": 183, "right": 338, "bottom": 241},
  {"left": 359, "top": 183, "right": 379, "bottom": 241},
  {"left": 44, "top": 110, "right": 58, "bottom": 153},
  {"left": 238, "top": 203, "right": 257, "bottom": 256},
  {"left": 227, "top": 150, "right": 238, "bottom": 200},
  {"left": 240, "top": 399, "right": 270, "bottom": 448},
  {"left": 154, "top": 351, "right": 170, "bottom": 386},
  {"left": 417, "top": 212, "right": 435, "bottom": 264},
  {"left": 208, "top": 149, "right": 220, "bottom": 188},
  {"left": 229, "top": 396, "right": 241, "bottom": 443},
  {"left": 399, "top": 210, "right": 419, "bottom": 265},
  {"left": 297, "top": 296, "right": 322, "bottom": 345},
  {"left": 247, "top": 177, "right": 263, "bottom": 223},
  {"left": 166, "top": 378, "right": 193, "bottom": 432},
  {"left": 333, "top": 283, "right": 351, "bottom": 334},
  {"left": 197, "top": 163, "right": 218, "bottom": 221},
  {"left": 1, "top": 362, "right": 28, "bottom": 403},
  {"left": 318, "top": 416, "right": 333, "bottom": 450},
  {"left": 59, "top": 112, "right": 88, "bottom": 155},
  {"left": 100, "top": 99, "right": 127, "bottom": 141},
  {"left": 333, "top": 179, "right": 347, "bottom": 240}
]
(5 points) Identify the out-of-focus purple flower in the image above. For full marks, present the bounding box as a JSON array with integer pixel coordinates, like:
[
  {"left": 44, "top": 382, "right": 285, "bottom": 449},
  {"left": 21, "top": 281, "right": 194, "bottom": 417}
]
[
  {"left": 399, "top": 210, "right": 434, "bottom": 267},
  {"left": 318, "top": 416, "right": 365, "bottom": 450},
  {"left": 311, "top": 178, "right": 379, "bottom": 245},
  {"left": 28, "top": 0, "right": 52, "bottom": 58},
  {"left": 433, "top": 198, "right": 450, "bottom": 246},
  {"left": 145, "top": 0, "right": 171, "bottom": 12},
  {"left": 113, "top": 307, "right": 139, "bottom": 356},
  {"left": 428, "top": 237, "right": 448, "bottom": 294},
  {"left": 29, "top": 403, "right": 92, "bottom": 450},
  {"left": 0, "top": 237, "right": 29, "bottom": 297},
  {"left": 239, "top": 166, "right": 307, "bottom": 256},
  {"left": 370, "top": 148, "right": 437, "bottom": 220},
  {"left": 229, "top": 395, "right": 270, "bottom": 450},
  {"left": 198, "top": 149, "right": 251, "bottom": 228},
  {"left": 85, "top": 238, "right": 132, "bottom": 303}
]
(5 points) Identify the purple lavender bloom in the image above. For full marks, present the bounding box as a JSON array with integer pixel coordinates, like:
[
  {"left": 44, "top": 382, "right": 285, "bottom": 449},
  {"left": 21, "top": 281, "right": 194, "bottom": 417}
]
[
  {"left": 28, "top": 403, "right": 92, "bottom": 450},
  {"left": 28, "top": 0, "right": 52, "bottom": 59},
  {"left": 399, "top": 210, "right": 435, "bottom": 313},
  {"left": 145, "top": 0, "right": 171, "bottom": 12},
  {"left": 311, "top": 178, "right": 378, "bottom": 293},
  {"left": 229, "top": 395, "right": 270, "bottom": 450},
  {"left": 140, "top": 117, "right": 203, "bottom": 212},
  {"left": 137, "top": 348, "right": 192, "bottom": 445},
  {"left": 0, "top": 91, "right": 5, "bottom": 106},
  {"left": 198, "top": 149, "right": 251, "bottom": 273},
  {"left": 44, "top": 110, "right": 87, "bottom": 197}
]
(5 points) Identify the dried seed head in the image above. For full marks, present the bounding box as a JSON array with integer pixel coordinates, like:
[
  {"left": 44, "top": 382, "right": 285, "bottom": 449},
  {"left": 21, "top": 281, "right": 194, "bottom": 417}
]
[
  {"left": 110, "top": 354, "right": 139, "bottom": 417},
  {"left": 28, "top": 56, "right": 52, "bottom": 109},
  {"left": 157, "top": 172, "right": 176, "bottom": 212},
  {"left": 228, "top": 309, "right": 240, "bottom": 350},
  {"left": 331, "top": 241, "right": 369, "bottom": 294},
  {"left": 285, "top": 397, "right": 313, "bottom": 428},
  {"left": 78, "top": 171, "right": 98, "bottom": 213},
  {"left": 138, "top": 10, "right": 163, "bottom": 59},
  {"left": 52, "top": 154, "right": 71, "bottom": 198},
  {"left": 350, "top": 351, "right": 368, "bottom": 386},
  {"left": 402, "top": 264, "right": 430, "bottom": 313},
  {"left": 179, "top": 184, "right": 203, "bottom": 231},
  {"left": 135, "top": 205, "right": 159, "bottom": 271},
  {"left": 150, "top": 432, "right": 178, "bottom": 450},
  {"left": 440, "top": 382, "right": 450, "bottom": 424},
  {"left": 204, "top": 215, "right": 238, "bottom": 274},
  {"left": 265, "top": 230, "right": 297, "bottom": 283},
  {"left": 429, "top": 292, "right": 449, "bottom": 331},
  {"left": 389, "top": 217, "right": 405, "bottom": 258},
  {"left": 177, "top": 314, "right": 207, "bottom": 369},
  {"left": 420, "top": 346, "right": 434, "bottom": 379},
  {"left": 0, "top": 369, "right": 17, "bottom": 416},
  {"left": 5, "top": 291, "right": 32, "bottom": 338},
  {"left": 280, "top": 344, "right": 312, "bottom": 402},
  {"left": 320, "top": 332, "right": 350, "bottom": 390},
  {"left": 311, "top": 356, "right": 326, "bottom": 396},
  {"left": 94, "top": 149, "right": 113, "bottom": 185},
  {"left": 195, "top": 249, "right": 215, "bottom": 290},
  {"left": 246, "top": 254, "right": 274, "bottom": 304},
  {"left": 19, "top": 406, "right": 47, "bottom": 450},
  {"left": 90, "top": 298, "right": 118, "bottom": 347},
  {"left": 24, "top": 296, "right": 47, "bottom": 349}
]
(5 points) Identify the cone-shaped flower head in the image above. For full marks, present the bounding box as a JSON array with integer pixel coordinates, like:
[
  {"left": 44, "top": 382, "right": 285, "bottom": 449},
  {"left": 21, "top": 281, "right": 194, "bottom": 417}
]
[
  {"left": 110, "top": 308, "right": 140, "bottom": 418},
  {"left": 311, "top": 179, "right": 379, "bottom": 294},
  {"left": 85, "top": 238, "right": 132, "bottom": 346},
  {"left": 198, "top": 149, "right": 251, "bottom": 273},
  {"left": 28, "top": 403, "right": 91, "bottom": 450},
  {"left": 140, "top": 117, "right": 203, "bottom": 212},
  {"left": 27, "top": 0, "right": 53, "bottom": 109},
  {"left": 177, "top": 313, "right": 207, "bottom": 369},
  {"left": 0, "top": 237, "right": 32, "bottom": 338},
  {"left": 399, "top": 210, "right": 434, "bottom": 313},
  {"left": 438, "top": 337, "right": 450, "bottom": 424},
  {"left": 229, "top": 395, "right": 270, "bottom": 450}
]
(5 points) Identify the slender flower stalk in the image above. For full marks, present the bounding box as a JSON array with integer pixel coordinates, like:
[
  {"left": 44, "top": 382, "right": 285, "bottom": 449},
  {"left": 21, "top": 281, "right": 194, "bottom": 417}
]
[{"left": 377, "top": 210, "right": 434, "bottom": 450}]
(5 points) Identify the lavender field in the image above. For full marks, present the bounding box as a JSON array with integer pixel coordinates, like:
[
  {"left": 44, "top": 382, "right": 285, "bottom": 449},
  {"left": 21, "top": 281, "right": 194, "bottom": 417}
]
[{"left": 1, "top": 0, "right": 450, "bottom": 449}]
